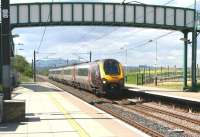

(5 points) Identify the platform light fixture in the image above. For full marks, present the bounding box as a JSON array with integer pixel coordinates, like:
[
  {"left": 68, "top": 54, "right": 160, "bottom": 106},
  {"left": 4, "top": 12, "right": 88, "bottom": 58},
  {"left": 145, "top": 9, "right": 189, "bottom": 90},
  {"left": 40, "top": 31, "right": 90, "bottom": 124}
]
[
  {"left": 15, "top": 48, "right": 24, "bottom": 55},
  {"left": 180, "top": 38, "right": 192, "bottom": 44},
  {"left": 12, "top": 34, "right": 19, "bottom": 38}
]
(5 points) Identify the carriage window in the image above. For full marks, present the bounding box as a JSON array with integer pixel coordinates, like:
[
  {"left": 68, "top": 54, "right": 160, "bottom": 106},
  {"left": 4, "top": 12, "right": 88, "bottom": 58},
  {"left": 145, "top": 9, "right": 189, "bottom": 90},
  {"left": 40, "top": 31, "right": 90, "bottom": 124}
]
[
  {"left": 78, "top": 68, "right": 88, "bottom": 76},
  {"left": 64, "top": 69, "right": 72, "bottom": 75}
]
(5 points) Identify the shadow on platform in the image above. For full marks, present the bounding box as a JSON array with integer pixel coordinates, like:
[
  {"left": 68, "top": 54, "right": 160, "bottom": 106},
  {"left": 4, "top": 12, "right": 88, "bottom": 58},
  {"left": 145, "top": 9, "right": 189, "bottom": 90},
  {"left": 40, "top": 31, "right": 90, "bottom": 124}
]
[
  {"left": 0, "top": 116, "right": 40, "bottom": 132},
  {"left": 21, "top": 84, "right": 61, "bottom": 92},
  {"left": 0, "top": 122, "right": 26, "bottom": 132}
]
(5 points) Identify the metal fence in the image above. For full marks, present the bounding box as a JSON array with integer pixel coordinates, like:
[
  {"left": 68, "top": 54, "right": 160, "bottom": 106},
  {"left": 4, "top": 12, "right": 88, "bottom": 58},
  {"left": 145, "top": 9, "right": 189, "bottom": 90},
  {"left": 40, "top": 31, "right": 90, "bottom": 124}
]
[{"left": 126, "top": 65, "right": 200, "bottom": 86}]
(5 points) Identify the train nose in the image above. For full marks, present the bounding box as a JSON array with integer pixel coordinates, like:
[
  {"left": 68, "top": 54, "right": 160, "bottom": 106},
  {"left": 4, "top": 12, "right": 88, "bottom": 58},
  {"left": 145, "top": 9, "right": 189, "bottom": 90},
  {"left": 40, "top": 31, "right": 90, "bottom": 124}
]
[{"left": 110, "top": 83, "right": 118, "bottom": 89}]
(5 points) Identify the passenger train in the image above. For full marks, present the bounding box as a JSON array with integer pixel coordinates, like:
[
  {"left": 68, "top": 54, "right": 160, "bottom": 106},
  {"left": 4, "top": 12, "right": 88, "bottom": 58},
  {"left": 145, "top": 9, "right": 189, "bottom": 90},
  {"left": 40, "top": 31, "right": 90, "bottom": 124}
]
[{"left": 49, "top": 59, "right": 125, "bottom": 95}]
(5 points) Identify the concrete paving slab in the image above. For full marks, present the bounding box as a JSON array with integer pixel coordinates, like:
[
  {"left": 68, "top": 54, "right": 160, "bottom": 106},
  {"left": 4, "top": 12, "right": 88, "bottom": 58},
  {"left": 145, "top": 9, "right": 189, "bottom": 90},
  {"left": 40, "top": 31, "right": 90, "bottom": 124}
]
[
  {"left": 126, "top": 83, "right": 200, "bottom": 103},
  {"left": 0, "top": 82, "right": 150, "bottom": 137}
]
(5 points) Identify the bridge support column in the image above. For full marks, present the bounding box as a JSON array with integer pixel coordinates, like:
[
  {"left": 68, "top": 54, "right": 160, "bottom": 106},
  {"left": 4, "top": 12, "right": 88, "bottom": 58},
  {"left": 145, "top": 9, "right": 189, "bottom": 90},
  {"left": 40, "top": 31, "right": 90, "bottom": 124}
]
[
  {"left": 0, "top": 25, "right": 2, "bottom": 85},
  {"left": 1, "top": 0, "right": 11, "bottom": 100},
  {"left": 191, "top": 31, "right": 197, "bottom": 90},
  {"left": 183, "top": 31, "right": 188, "bottom": 89}
]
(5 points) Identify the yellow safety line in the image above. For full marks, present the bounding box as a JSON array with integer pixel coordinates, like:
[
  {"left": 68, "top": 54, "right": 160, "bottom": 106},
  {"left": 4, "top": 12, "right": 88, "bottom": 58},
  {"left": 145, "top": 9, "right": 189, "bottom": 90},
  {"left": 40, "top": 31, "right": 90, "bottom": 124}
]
[{"left": 48, "top": 93, "right": 90, "bottom": 137}]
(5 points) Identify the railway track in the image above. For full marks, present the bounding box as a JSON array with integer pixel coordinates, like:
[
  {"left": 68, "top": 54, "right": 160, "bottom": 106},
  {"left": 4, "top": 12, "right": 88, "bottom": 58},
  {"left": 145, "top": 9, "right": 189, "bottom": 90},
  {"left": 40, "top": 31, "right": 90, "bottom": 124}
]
[
  {"left": 37, "top": 76, "right": 165, "bottom": 137},
  {"left": 135, "top": 104, "right": 200, "bottom": 125},
  {"left": 95, "top": 103, "right": 164, "bottom": 137},
  {"left": 119, "top": 104, "right": 200, "bottom": 135},
  {"left": 37, "top": 75, "right": 196, "bottom": 137}
]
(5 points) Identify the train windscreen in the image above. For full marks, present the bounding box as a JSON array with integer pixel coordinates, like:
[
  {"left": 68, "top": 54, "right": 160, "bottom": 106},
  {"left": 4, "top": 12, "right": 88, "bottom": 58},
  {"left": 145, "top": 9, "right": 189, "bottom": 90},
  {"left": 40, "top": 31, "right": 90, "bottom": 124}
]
[{"left": 104, "top": 60, "right": 120, "bottom": 75}]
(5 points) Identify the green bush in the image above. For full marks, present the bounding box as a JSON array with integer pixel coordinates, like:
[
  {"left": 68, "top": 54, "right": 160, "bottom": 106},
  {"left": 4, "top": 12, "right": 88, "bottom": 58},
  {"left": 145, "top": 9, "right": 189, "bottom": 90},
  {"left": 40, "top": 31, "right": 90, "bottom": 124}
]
[
  {"left": 0, "top": 85, "right": 3, "bottom": 93},
  {"left": 38, "top": 69, "right": 49, "bottom": 76},
  {"left": 11, "top": 55, "right": 33, "bottom": 79}
]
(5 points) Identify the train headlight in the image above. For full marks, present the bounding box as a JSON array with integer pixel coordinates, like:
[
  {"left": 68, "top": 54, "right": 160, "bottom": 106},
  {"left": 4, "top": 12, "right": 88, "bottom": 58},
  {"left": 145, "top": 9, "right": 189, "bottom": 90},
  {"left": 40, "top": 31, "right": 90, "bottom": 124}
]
[
  {"left": 103, "top": 80, "right": 106, "bottom": 84},
  {"left": 102, "top": 78, "right": 107, "bottom": 84}
]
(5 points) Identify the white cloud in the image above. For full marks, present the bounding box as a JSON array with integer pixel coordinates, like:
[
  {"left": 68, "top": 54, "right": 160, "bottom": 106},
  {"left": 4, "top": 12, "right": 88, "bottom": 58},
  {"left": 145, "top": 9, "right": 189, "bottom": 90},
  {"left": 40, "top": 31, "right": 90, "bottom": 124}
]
[{"left": 176, "top": 0, "right": 195, "bottom": 7}]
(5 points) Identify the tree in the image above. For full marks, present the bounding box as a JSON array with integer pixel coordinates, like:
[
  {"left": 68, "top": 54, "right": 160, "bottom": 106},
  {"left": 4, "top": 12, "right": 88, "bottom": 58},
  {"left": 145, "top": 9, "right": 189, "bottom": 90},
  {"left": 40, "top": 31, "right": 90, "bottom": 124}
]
[{"left": 11, "top": 55, "right": 32, "bottom": 77}]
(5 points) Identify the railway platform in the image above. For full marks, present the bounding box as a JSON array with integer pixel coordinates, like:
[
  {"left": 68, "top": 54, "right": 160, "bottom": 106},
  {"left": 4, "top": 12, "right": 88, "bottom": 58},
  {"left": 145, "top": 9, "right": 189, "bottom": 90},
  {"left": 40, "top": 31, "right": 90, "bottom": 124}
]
[
  {"left": 126, "top": 84, "right": 200, "bottom": 104},
  {"left": 0, "top": 82, "right": 149, "bottom": 137}
]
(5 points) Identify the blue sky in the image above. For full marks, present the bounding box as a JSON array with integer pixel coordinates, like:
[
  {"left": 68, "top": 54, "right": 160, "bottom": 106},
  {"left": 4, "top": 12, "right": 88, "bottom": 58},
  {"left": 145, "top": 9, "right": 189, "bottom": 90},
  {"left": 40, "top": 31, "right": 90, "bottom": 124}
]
[{"left": 11, "top": 0, "right": 200, "bottom": 67}]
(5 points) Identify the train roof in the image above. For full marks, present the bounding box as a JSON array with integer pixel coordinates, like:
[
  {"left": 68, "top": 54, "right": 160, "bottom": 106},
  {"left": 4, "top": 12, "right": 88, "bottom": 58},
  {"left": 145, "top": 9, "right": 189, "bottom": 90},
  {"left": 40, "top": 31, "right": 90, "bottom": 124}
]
[{"left": 49, "top": 59, "right": 119, "bottom": 71}]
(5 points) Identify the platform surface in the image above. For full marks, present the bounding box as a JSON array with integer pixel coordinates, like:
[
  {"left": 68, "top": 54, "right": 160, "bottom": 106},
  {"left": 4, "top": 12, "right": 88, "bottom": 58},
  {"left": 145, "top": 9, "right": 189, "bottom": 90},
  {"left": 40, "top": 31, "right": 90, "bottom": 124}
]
[
  {"left": 126, "top": 84, "right": 200, "bottom": 103},
  {"left": 0, "top": 82, "right": 149, "bottom": 137}
]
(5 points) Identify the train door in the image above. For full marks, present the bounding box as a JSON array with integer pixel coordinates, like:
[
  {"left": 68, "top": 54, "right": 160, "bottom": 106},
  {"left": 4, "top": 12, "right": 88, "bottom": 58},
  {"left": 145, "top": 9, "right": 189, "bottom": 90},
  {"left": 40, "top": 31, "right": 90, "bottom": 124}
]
[{"left": 91, "top": 63, "right": 101, "bottom": 87}]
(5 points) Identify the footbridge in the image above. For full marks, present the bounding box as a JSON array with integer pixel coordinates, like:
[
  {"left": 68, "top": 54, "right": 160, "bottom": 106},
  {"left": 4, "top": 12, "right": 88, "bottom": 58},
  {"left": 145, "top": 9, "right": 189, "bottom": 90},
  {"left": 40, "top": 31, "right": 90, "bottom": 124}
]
[{"left": 0, "top": 1, "right": 198, "bottom": 99}]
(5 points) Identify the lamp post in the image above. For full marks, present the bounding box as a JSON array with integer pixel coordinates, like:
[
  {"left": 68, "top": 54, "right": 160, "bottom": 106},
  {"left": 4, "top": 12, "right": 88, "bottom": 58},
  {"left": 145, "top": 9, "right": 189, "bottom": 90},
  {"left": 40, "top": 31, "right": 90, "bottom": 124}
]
[
  {"left": 12, "top": 34, "right": 20, "bottom": 38},
  {"left": 120, "top": 45, "right": 128, "bottom": 82},
  {"left": 155, "top": 40, "right": 158, "bottom": 86},
  {"left": 148, "top": 39, "right": 158, "bottom": 86},
  {"left": 33, "top": 51, "right": 56, "bottom": 82}
]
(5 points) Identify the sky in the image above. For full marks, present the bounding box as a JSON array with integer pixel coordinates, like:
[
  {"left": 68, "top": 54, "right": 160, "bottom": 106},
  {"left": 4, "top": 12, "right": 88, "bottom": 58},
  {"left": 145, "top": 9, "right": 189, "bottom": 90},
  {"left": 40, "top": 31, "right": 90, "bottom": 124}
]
[{"left": 10, "top": 0, "right": 200, "bottom": 67}]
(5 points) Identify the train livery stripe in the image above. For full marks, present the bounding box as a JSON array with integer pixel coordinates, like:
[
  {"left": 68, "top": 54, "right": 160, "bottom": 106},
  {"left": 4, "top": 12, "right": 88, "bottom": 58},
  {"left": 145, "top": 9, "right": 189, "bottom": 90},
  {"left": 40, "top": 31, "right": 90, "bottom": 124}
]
[{"left": 48, "top": 93, "right": 90, "bottom": 137}]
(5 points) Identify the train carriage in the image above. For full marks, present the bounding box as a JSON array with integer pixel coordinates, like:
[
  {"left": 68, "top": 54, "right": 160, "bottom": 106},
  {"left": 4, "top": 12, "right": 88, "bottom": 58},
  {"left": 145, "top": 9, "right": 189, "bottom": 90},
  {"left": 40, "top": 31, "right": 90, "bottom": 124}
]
[
  {"left": 62, "top": 66, "right": 74, "bottom": 85},
  {"left": 49, "top": 68, "right": 63, "bottom": 82},
  {"left": 49, "top": 59, "right": 124, "bottom": 95},
  {"left": 75, "top": 63, "right": 91, "bottom": 90}
]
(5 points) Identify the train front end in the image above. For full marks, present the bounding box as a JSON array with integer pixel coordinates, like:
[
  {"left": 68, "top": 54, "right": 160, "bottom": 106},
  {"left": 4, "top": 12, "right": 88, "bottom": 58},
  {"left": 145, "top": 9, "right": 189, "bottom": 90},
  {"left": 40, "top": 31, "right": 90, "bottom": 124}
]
[{"left": 99, "top": 59, "right": 124, "bottom": 94}]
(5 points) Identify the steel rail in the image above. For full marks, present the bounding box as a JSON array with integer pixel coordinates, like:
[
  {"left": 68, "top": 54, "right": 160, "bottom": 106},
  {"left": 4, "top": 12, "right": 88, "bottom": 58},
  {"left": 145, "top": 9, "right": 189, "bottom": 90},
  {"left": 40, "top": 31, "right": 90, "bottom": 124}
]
[
  {"left": 123, "top": 104, "right": 200, "bottom": 135},
  {"left": 95, "top": 104, "right": 164, "bottom": 137},
  {"left": 136, "top": 104, "right": 200, "bottom": 125}
]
